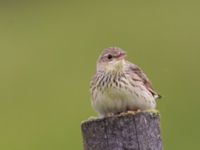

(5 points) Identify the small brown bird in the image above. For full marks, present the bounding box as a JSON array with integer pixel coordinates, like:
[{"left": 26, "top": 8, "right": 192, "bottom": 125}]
[{"left": 90, "top": 47, "right": 161, "bottom": 117}]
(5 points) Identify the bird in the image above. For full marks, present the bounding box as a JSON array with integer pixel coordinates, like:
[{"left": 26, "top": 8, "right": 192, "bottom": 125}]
[{"left": 90, "top": 47, "right": 161, "bottom": 117}]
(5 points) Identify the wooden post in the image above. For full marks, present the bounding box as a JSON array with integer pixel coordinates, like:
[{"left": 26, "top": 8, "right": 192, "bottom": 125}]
[{"left": 81, "top": 112, "right": 162, "bottom": 150}]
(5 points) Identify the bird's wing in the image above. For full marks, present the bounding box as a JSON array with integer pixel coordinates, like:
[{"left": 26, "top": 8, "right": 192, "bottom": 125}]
[{"left": 126, "top": 61, "right": 161, "bottom": 99}]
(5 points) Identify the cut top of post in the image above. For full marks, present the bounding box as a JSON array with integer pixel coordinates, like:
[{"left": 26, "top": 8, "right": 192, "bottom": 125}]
[{"left": 81, "top": 111, "right": 162, "bottom": 150}]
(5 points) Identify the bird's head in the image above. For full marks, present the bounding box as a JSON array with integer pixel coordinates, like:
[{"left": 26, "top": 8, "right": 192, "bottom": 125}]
[{"left": 97, "top": 47, "right": 127, "bottom": 73}]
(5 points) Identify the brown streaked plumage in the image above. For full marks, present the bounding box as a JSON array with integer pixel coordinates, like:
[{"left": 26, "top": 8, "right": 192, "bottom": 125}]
[
  {"left": 126, "top": 62, "right": 161, "bottom": 99},
  {"left": 90, "top": 47, "right": 161, "bottom": 117}
]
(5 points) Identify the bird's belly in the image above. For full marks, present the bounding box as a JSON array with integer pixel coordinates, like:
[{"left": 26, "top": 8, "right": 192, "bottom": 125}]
[{"left": 93, "top": 86, "right": 156, "bottom": 116}]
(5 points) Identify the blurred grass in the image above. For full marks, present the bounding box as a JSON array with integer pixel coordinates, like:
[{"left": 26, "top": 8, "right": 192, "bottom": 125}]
[{"left": 0, "top": 0, "right": 200, "bottom": 149}]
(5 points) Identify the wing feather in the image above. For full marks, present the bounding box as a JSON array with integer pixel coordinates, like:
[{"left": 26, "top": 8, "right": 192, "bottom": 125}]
[{"left": 126, "top": 61, "right": 161, "bottom": 99}]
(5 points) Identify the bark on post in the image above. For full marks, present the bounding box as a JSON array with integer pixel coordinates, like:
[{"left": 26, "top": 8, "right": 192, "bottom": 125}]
[{"left": 81, "top": 112, "right": 162, "bottom": 150}]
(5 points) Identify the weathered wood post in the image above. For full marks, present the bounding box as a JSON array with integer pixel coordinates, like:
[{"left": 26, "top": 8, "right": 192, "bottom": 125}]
[{"left": 81, "top": 112, "right": 162, "bottom": 150}]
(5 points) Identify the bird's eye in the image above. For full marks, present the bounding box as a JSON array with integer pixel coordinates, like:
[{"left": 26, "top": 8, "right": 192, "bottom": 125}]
[{"left": 107, "top": 54, "right": 113, "bottom": 60}]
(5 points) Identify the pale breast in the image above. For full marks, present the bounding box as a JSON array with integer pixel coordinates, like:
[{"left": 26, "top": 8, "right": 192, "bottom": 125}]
[{"left": 91, "top": 71, "right": 156, "bottom": 116}]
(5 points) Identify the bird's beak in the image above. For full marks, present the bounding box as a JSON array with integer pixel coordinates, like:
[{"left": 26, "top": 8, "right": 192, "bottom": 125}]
[{"left": 117, "top": 51, "right": 126, "bottom": 60}]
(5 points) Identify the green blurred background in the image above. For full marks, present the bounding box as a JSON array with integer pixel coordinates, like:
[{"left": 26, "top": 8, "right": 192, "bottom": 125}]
[{"left": 0, "top": 1, "right": 200, "bottom": 149}]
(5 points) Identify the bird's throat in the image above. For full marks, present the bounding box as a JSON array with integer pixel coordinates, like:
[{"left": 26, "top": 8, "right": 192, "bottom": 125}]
[{"left": 106, "top": 60, "right": 124, "bottom": 74}]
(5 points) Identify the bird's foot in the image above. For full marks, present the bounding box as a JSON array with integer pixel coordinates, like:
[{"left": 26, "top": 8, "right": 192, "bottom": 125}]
[
  {"left": 118, "top": 109, "right": 141, "bottom": 116},
  {"left": 118, "top": 112, "right": 129, "bottom": 116}
]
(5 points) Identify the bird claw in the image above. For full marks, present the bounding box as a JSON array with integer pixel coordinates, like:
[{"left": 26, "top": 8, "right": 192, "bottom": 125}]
[{"left": 118, "top": 109, "right": 141, "bottom": 116}]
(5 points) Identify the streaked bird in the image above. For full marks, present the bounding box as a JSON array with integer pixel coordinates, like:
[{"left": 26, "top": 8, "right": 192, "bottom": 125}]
[{"left": 90, "top": 47, "right": 161, "bottom": 117}]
